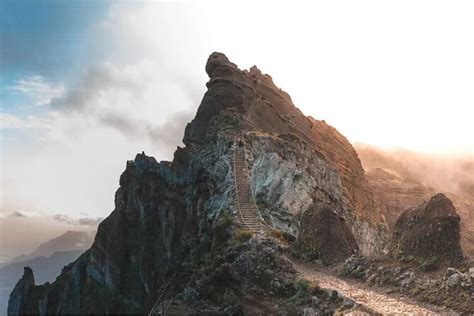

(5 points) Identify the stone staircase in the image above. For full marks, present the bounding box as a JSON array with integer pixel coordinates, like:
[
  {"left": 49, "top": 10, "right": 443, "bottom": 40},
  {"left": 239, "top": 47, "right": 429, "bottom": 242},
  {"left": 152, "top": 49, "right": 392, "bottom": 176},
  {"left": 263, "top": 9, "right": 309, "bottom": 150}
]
[{"left": 233, "top": 141, "right": 264, "bottom": 234}]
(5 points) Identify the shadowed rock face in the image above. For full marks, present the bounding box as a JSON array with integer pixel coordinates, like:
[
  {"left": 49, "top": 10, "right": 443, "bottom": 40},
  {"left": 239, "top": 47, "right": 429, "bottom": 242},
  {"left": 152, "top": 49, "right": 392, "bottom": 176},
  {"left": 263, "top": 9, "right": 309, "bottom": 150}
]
[
  {"left": 294, "top": 203, "right": 359, "bottom": 263},
  {"left": 7, "top": 268, "right": 34, "bottom": 316},
  {"left": 8, "top": 52, "right": 388, "bottom": 314},
  {"left": 391, "top": 193, "right": 463, "bottom": 266}
]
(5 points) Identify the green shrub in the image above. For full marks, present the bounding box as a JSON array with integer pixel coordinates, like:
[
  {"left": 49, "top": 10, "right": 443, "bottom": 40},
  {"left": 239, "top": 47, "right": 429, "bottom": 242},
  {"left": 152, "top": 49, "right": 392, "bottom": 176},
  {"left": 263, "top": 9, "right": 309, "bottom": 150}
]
[{"left": 289, "top": 278, "right": 317, "bottom": 305}]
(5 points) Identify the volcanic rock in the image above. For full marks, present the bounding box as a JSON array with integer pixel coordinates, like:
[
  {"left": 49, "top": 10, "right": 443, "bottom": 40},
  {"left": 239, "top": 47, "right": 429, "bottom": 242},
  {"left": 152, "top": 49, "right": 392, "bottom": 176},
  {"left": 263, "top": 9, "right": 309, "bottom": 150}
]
[
  {"left": 7, "top": 267, "right": 34, "bottom": 316},
  {"left": 391, "top": 193, "right": 463, "bottom": 266},
  {"left": 294, "top": 203, "right": 359, "bottom": 263}
]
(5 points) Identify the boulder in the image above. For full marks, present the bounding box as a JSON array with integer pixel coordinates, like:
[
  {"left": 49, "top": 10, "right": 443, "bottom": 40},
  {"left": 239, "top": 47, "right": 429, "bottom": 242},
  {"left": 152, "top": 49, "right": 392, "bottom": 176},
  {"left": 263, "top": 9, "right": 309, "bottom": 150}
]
[
  {"left": 391, "top": 193, "right": 463, "bottom": 267},
  {"left": 294, "top": 203, "right": 359, "bottom": 263}
]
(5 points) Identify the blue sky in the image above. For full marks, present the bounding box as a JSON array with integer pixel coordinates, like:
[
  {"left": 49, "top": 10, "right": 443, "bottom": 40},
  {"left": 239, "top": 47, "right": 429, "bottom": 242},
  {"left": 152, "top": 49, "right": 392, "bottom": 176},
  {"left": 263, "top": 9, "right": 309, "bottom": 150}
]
[
  {"left": 1, "top": 0, "right": 111, "bottom": 114},
  {"left": 0, "top": 1, "right": 473, "bottom": 218},
  {"left": 0, "top": 1, "right": 207, "bottom": 216}
]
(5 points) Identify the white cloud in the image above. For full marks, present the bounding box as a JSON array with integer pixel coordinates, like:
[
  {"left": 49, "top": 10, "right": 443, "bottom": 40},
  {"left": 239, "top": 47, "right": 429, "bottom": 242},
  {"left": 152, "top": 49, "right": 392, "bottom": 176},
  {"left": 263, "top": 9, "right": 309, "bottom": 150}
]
[
  {"left": 1, "top": 61, "right": 201, "bottom": 216},
  {"left": 0, "top": 112, "right": 53, "bottom": 130},
  {"left": 0, "top": 212, "right": 99, "bottom": 257},
  {"left": 9, "top": 75, "right": 66, "bottom": 106}
]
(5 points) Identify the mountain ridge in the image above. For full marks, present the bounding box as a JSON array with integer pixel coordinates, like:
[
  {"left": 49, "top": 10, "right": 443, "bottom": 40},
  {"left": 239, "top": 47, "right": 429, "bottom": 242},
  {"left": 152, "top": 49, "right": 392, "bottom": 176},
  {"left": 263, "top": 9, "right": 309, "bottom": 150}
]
[{"left": 9, "top": 52, "right": 389, "bottom": 314}]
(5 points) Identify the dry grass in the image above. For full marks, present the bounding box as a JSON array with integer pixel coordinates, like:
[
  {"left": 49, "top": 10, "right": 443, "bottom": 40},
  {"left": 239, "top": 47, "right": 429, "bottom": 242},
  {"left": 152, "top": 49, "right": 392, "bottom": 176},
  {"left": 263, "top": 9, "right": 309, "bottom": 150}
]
[{"left": 234, "top": 229, "right": 254, "bottom": 244}]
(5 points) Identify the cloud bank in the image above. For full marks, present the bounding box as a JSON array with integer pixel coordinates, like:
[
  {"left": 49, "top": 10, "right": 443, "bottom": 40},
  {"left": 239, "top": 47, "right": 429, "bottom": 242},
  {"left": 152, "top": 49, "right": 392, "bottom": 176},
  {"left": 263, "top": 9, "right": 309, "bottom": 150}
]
[
  {"left": 1, "top": 2, "right": 207, "bottom": 217},
  {"left": 0, "top": 211, "right": 100, "bottom": 258}
]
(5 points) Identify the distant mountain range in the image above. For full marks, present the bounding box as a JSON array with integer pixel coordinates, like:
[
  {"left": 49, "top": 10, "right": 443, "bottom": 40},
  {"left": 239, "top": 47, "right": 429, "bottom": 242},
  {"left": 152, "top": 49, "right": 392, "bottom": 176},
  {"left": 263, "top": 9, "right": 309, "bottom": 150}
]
[{"left": 3, "top": 230, "right": 95, "bottom": 267}]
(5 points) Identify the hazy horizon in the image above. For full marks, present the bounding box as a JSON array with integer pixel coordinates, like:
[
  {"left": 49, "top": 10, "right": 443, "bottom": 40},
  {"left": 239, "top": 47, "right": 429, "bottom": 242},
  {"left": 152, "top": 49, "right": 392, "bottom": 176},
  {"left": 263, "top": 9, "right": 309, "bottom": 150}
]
[{"left": 1, "top": 1, "right": 473, "bottom": 219}]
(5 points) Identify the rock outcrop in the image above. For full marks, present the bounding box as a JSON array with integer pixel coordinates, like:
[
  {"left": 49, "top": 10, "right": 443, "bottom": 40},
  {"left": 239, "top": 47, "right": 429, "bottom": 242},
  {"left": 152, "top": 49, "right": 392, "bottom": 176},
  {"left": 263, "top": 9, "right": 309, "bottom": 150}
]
[
  {"left": 8, "top": 52, "right": 388, "bottom": 314},
  {"left": 391, "top": 193, "right": 463, "bottom": 267},
  {"left": 7, "top": 268, "right": 34, "bottom": 316},
  {"left": 294, "top": 203, "right": 359, "bottom": 263}
]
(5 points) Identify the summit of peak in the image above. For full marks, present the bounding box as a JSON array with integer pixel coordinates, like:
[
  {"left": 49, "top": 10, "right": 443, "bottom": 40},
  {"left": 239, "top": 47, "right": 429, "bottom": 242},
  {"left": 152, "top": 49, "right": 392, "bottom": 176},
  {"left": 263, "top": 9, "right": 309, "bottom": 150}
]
[{"left": 205, "top": 52, "right": 238, "bottom": 77}]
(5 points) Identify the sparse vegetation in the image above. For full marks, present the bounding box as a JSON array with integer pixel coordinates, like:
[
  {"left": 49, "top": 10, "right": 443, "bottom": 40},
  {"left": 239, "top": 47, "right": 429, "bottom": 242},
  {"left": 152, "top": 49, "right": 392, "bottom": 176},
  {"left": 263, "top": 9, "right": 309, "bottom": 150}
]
[
  {"left": 269, "top": 228, "right": 283, "bottom": 240},
  {"left": 234, "top": 229, "right": 253, "bottom": 245},
  {"left": 289, "top": 278, "right": 318, "bottom": 305},
  {"left": 255, "top": 198, "right": 267, "bottom": 211},
  {"left": 216, "top": 209, "right": 234, "bottom": 229},
  {"left": 418, "top": 256, "right": 439, "bottom": 272},
  {"left": 399, "top": 255, "right": 415, "bottom": 263}
]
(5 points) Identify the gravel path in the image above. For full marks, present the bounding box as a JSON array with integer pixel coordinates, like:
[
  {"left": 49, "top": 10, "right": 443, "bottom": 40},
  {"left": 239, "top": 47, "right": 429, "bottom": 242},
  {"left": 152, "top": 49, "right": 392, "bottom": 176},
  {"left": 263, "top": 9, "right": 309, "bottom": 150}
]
[{"left": 287, "top": 258, "right": 458, "bottom": 315}]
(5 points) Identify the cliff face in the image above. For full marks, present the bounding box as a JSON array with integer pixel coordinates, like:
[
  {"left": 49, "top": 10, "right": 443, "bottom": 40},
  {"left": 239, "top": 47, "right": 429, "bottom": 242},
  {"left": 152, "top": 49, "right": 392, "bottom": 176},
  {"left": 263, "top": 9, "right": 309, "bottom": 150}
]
[
  {"left": 9, "top": 52, "right": 387, "bottom": 314},
  {"left": 7, "top": 268, "right": 34, "bottom": 316},
  {"left": 189, "top": 52, "right": 387, "bottom": 253}
]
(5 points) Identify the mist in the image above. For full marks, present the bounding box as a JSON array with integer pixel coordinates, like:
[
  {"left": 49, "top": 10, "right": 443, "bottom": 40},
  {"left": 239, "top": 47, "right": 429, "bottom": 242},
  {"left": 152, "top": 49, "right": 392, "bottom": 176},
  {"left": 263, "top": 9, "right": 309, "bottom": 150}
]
[
  {"left": 356, "top": 144, "right": 474, "bottom": 200},
  {"left": 0, "top": 212, "right": 99, "bottom": 260}
]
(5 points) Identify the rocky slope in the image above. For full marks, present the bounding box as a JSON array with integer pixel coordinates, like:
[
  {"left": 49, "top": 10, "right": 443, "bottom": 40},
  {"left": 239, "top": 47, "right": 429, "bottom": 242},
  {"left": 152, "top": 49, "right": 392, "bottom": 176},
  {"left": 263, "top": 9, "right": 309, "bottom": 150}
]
[
  {"left": 8, "top": 52, "right": 388, "bottom": 314},
  {"left": 338, "top": 254, "right": 474, "bottom": 313}
]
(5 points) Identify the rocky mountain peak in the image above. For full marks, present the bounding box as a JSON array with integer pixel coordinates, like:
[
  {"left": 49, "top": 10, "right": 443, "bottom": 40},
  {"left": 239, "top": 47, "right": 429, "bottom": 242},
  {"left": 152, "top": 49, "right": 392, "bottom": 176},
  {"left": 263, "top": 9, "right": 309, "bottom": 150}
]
[
  {"left": 205, "top": 52, "right": 238, "bottom": 77},
  {"left": 8, "top": 52, "right": 389, "bottom": 314}
]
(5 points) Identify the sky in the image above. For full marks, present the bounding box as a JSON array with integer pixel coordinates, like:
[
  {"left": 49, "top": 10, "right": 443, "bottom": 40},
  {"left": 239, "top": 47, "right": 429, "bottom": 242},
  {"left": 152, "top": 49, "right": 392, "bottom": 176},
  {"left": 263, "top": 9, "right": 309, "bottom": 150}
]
[{"left": 1, "top": 0, "right": 473, "bottom": 219}]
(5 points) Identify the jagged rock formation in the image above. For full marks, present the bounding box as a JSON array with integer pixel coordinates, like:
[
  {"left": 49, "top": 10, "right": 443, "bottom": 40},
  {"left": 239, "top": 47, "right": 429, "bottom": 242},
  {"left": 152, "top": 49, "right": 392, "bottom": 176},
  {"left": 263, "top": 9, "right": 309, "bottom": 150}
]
[
  {"left": 391, "top": 193, "right": 463, "bottom": 267},
  {"left": 0, "top": 250, "right": 84, "bottom": 314},
  {"left": 7, "top": 268, "right": 34, "bottom": 316},
  {"left": 8, "top": 52, "right": 388, "bottom": 314},
  {"left": 294, "top": 203, "right": 359, "bottom": 263}
]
